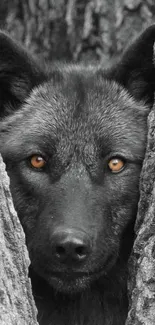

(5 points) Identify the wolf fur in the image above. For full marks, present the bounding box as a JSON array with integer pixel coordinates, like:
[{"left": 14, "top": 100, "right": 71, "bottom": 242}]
[{"left": 1, "top": 26, "right": 155, "bottom": 325}]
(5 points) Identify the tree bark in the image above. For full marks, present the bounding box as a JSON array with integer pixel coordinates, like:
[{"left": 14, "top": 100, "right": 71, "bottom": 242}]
[
  {"left": 0, "top": 155, "right": 38, "bottom": 325},
  {"left": 126, "top": 105, "right": 155, "bottom": 324},
  {"left": 0, "top": 0, "right": 155, "bottom": 64}
]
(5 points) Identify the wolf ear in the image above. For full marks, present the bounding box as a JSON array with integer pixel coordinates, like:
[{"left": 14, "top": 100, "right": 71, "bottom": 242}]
[
  {"left": 109, "top": 25, "right": 155, "bottom": 106},
  {"left": 0, "top": 31, "right": 47, "bottom": 117}
]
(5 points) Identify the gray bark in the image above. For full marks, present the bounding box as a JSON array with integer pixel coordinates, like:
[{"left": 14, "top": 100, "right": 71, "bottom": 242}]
[
  {"left": 0, "top": 0, "right": 155, "bottom": 64},
  {"left": 126, "top": 105, "right": 155, "bottom": 324},
  {"left": 0, "top": 155, "right": 38, "bottom": 325}
]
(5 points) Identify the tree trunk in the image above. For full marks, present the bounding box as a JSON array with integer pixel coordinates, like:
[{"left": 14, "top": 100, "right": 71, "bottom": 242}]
[
  {"left": 0, "top": 0, "right": 155, "bottom": 64},
  {"left": 125, "top": 105, "right": 155, "bottom": 325},
  {"left": 0, "top": 155, "right": 38, "bottom": 325}
]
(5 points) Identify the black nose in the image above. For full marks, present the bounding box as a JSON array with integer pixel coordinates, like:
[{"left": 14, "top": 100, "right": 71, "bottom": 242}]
[{"left": 51, "top": 229, "right": 91, "bottom": 264}]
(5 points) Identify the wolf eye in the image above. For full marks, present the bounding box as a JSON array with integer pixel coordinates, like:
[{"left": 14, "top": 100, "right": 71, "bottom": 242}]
[
  {"left": 30, "top": 155, "right": 46, "bottom": 169},
  {"left": 108, "top": 157, "right": 125, "bottom": 173}
]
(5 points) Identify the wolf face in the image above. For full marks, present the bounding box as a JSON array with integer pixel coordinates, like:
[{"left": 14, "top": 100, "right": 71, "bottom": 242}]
[
  {"left": 1, "top": 73, "right": 148, "bottom": 291},
  {"left": 0, "top": 26, "right": 155, "bottom": 325}
]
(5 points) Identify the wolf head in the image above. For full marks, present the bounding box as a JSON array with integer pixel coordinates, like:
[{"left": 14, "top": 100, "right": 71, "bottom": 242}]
[{"left": 0, "top": 27, "right": 155, "bottom": 294}]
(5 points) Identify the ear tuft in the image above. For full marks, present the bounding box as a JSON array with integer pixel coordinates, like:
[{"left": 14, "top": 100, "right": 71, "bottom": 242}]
[
  {"left": 0, "top": 31, "right": 47, "bottom": 117},
  {"left": 108, "top": 25, "right": 155, "bottom": 106}
]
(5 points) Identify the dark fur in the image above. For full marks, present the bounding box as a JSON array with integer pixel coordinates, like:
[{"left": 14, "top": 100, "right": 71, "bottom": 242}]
[{"left": 1, "top": 26, "right": 155, "bottom": 325}]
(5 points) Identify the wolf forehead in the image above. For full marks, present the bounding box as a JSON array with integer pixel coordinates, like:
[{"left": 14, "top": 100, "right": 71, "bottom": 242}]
[
  {"left": 9, "top": 67, "right": 147, "bottom": 125},
  {"left": 1, "top": 66, "right": 147, "bottom": 154}
]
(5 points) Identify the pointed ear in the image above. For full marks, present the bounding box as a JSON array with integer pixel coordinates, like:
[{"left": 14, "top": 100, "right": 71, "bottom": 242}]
[
  {"left": 109, "top": 25, "right": 155, "bottom": 106},
  {"left": 0, "top": 31, "right": 47, "bottom": 117}
]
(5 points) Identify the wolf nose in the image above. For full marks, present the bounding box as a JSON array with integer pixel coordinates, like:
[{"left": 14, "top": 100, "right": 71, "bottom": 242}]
[{"left": 52, "top": 229, "right": 91, "bottom": 264}]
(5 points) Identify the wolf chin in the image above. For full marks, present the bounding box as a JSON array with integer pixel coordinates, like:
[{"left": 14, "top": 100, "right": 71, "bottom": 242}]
[{"left": 1, "top": 26, "right": 155, "bottom": 325}]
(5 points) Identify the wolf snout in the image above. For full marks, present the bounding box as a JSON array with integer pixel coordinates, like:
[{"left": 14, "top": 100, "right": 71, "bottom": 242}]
[{"left": 51, "top": 228, "right": 91, "bottom": 265}]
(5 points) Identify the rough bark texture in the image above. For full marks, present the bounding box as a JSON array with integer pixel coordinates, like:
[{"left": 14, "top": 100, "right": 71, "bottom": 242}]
[
  {"left": 0, "top": 155, "right": 38, "bottom": 325},
  {"left": 125, "top": 106, "right": 155, "bottom": 325},
  {"left": 0, "top": 0, "right": 155, "bottom": 64}
]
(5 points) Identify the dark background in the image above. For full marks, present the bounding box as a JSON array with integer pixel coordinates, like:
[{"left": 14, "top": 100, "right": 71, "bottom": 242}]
[{"left": 1, "top": 0, "right": 155, "bottom": 65}]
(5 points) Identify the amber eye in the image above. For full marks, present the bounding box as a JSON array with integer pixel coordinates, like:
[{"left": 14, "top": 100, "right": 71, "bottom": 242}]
[
  {"left": 30, "top": 155, "right": 46, "bottom": 169},
  {"left": 108, "top": 157, "right": 125, "bottom": 173}
]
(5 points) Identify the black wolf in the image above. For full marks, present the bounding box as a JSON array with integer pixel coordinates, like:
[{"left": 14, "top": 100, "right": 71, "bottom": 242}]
[{"left": 0, "top": 26, "right": 155, "bottom": 325}]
